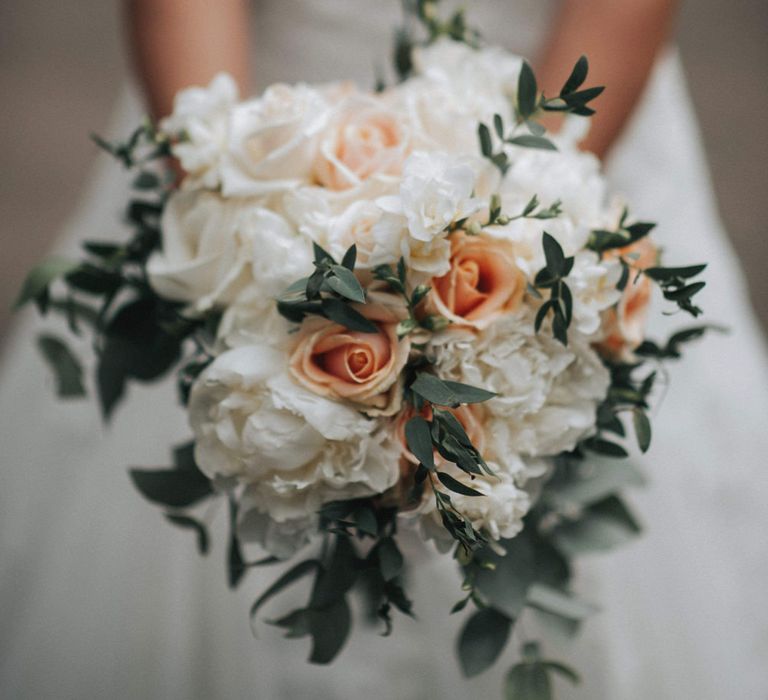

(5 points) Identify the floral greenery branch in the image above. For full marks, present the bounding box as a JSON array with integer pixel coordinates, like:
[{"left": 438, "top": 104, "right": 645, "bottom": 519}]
[
  {"left": 276, "top": 242, "right": 378, "bottom": 333},
  {"left": 403, "top": 371, "right": 498, "bottom": 553},
  {"left": 478, "top": 56, "right": 605, "bottom": 175},
  {"left": 394, "top": 0, "right": 482, "bottom": 81},
  {"left": 532, "top": 233, "right": 575, "bottom": 346},
  {"left": 588, "top": 207, "right": 708, "bottom": 317},
  {"left": 372, "top": 257, "right": 446, "bottom": 337},
  {"left": 14, "top": 125, "right": 217, "bottom": 418},
  {"left": 460, "top": 192, "right": 563, "bottom": 233}
]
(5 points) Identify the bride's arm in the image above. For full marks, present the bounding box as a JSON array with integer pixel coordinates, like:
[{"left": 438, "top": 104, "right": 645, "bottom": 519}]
[
  {"left": 125, "top": 0, "right": 250, "bottom": 119},
  {"left": 536, "top": 0, "right": 679, "bottom": 159}
]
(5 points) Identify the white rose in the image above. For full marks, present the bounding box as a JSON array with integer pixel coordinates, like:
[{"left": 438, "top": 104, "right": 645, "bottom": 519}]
[
  {"left": 220, "top": 84, "right": 331, "bottom": 197},
  {"left": 189, "top": 346, "right": 401, "bottom": 556},
  {"left": 147, "top": 190, "right": 247, "bottom": 311},
  {"left": 312, "top": 94, "right": 411, "bottom": 191},
  {"left": 147, "top": 190, "right": 312, "bottom": 313},
  {"left": 430, "top": 311, "right": 610, "bottom": 457},
  {"left": 160, "top": 72, "right": 238, "bottom": 189}
]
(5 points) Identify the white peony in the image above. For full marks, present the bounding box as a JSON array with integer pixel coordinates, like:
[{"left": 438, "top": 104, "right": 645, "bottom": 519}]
[
  {"left": 501, "top": 146, "right": 607, "bottom": 227},
  {"left": 189, "top": 345, "right": 401, "bottom": 556},
  {"left": 161, "top": 72, "right": 238, "bottom": 189},
  {"left": 429, "top": 311, "right": 610, "bottom": 457},
  {"left": 415, "top": 469, "right": 533, "bottom": 548},
  {"left": 220, "top": 83, "right": 331, "bottom": 197},
  {"left": 147, "top": 190, "right": 312, "bottom": 313}
]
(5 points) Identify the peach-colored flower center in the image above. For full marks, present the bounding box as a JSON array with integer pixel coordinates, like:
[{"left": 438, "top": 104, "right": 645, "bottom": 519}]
[
  {"left": 313, "top": 330, "right": 391, "bottom": 384},
  {"left": 434, "top": 237, "right": 521, "bottom": 321}
]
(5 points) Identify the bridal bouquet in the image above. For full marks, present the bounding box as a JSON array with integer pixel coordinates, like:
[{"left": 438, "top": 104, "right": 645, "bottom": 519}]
[{"left": 18, "top": 3, "right": 711, "bottom": 697}]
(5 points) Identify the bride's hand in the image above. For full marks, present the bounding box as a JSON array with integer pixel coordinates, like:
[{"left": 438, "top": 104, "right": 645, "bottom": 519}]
[{"left": 125, "top": 0, "right": 250, "bottom": 120}]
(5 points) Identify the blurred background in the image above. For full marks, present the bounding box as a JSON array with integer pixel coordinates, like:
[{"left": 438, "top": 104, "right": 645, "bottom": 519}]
[{"left": 0, "top": 0, "right": 766, "bottom": 354}]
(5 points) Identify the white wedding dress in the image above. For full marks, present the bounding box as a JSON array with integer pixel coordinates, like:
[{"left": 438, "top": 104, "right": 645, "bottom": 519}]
[{"left": 2, "top": 2, "right": 767, "bottom": 698}]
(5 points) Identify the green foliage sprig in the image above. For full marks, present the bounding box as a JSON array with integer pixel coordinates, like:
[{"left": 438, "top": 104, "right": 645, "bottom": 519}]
[
  {"left": 277, "top": 243, "right": 378, "bottom": 333},
  {"left": 14, "top": 126, "right": 213, "bottom": 418},
  {"left": 478, "top": 57, "right": 605, "bottom": 175},
  {"left": 372, "top": 257, "right": 445, "bottom": 337},
  {"left": 401, "top": 371, "right": 499, "bottom": 552},
  {"left": 476, "top": 193, "right": 562, "bottom": 230},
  {"left": 587, "top": 207, "right": 656, "bottom": 254},
  {"left": 533, "top": 233, "right": 574, "bottom": 346},
  {"left": 644, "top": 264, "right": 707, "bottom": 317},
  {"left": 394, "top": 0, "right": 482, "bottom": 81}
]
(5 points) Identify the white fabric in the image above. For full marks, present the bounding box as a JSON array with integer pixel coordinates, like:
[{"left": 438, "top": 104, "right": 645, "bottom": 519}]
[{"left": 2, "top": 1, "right": 767, "bottom": 698}]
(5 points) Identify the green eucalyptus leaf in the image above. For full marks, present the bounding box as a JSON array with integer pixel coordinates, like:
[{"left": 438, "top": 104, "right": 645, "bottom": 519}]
[
  {"left": 542, "top": 661, "right": 580, "bottom": 685},
  {"left": 133, "top": 170, "right": 161, "bottom": 190},
  {"left": 437, "top": 471, "right": 483, "bottom": 497},
  {"left": 553, "top": 496, "right": 641, "bottom": 557},
  {"left": 478, "top": 122, "right": 493, "bottom": 158},
  {"left": 458, "top": 607, "right": 512, "bottom": 678},
  {"left": 308, "top": 597, "right": 352, "bottom": 665},
  {"left": 411, "top": 373, "right": 460, "bottom": 406},
  {"left": 377, "top": 537, "right": 404, "bottom": 581},
  {"left": 561, "top": 55, "right": 588, "bottom": 96},
  {"left": 582, "top": 437, "right": 628, "bottom": 458},
  {"left": 405, "top": 415, "right": 435, "bottom": 470},
  {"left": 327, "top": 265, "right": 366, "bottom": 303},
  {"left": 14, "top": 257, "right": 80, "bottom": 309},
  {"left": 164, "top": 513, "right": 210, "bottom": 555},
  {"left": 546, "top": 458, "right": 644, "bottom": 508},
  {"left": 542, "top": 233, "right": 566, "bottom": 275},
  {"left": 632, "top": 409, "right": 652, "bottom": 453},
  {"left": 129, "top": 463, "right": 213, "bottom": 509},
  {"left": 644, "top": 264, "right": 707, "bottom": 281},
  {"left": 507, "top": 135, "right": 557, "bottom": 151},
  {"left": 526, "top": 584, "right": 598, "bottom": 621},
  {"left": 250, "top": 559, "right": 321, "bottom": 620},
  {"left": 517, "top": 60, "right": 538, "bottom": 118},
  {"left": 321, "top": 298, "right": 378, "bottom": 333},
  {"left": 505, "top": 662, "right": 551, "bottom": 700},
  {"left": 310, "top": 536, "right": 359, "bottom": 608},
  {"left": 313, "top": 242, "right": 334, "bottom": 264},
  {"left": 36, "top": 334, "right": 85, "bottom": 397},
  {"left": 355, "top": 506, "right": 379, "bottom": 537},
  {"left": 493, "top": 113, "right": 505, "bottom": 139},
  {"left": 341, "top": 244, "right": 357, "bottom": 271},
  {"left": 442, "top": 380, "right": 497, "bottom": 404}
]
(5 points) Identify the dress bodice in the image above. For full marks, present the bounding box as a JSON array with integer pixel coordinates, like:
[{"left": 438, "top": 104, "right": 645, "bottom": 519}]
[{"left": 249, "top": 0, "right": 556, "bottom": 90}]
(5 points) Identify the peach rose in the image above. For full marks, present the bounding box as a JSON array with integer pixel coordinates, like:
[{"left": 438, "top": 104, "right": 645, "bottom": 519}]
[
  {"left": 289, "top": 298, "right": 410, "bottom": 416},
  {"left": 313, "top": 97, "right": 410, "bottom": 191},
  {"left": 429, "top": 232, "right": 526, "bottom": 329},
  {"left": 597, "top": 237, "right": 658, "bottom": 360}
]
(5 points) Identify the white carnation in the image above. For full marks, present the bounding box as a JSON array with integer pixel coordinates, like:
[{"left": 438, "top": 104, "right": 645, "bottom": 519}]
[
  {"left": 189, "top": 346, "right": 401, "bottom": 556},
  {"left": 161, "top": 73, "right": 238, "bottom": 189},
  {"left": 379, "top": 151, "right": 481, "bottom": 241},
  {"left": 566, "top": 250, "right": 623, "bottom": 337}
]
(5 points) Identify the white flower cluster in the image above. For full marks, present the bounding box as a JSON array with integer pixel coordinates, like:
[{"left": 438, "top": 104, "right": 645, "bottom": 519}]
[{"left": 154, "top": 39, "right": 650, "bottom": 557}]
